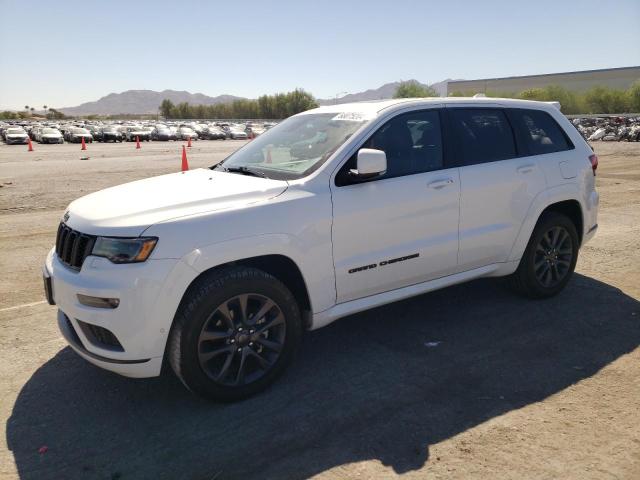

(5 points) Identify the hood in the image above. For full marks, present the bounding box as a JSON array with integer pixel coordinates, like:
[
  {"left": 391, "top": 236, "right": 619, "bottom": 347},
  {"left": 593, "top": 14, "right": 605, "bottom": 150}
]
[
  {"left": 43, "top": 133, "right": 62, "bottom": 138},
  {"left": 7, "top": 133, "right": 27, "bottom": 138},
  {"left": 65, "top": 168, "right": 288, "bottom": 236}
]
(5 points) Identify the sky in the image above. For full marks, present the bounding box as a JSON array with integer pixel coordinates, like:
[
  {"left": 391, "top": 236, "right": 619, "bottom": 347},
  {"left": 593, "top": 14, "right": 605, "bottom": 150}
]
[{"left": 1, "top": 0, "right": 639, "bottom": 110}]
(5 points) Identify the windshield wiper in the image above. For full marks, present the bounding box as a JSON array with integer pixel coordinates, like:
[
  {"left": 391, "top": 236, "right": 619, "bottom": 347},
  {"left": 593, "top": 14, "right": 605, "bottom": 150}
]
[{"left": 221, "top": 166, "right": 267, "bottom": 178}]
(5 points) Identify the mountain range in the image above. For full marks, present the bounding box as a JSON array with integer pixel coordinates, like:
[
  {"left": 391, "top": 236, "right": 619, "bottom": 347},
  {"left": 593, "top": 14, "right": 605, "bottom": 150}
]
[
  {"left": 59, "top": 80, "right": 452, "bottom": 116},
  {"left": 59, "top": 90, "right": 245, "bottom": 116}
]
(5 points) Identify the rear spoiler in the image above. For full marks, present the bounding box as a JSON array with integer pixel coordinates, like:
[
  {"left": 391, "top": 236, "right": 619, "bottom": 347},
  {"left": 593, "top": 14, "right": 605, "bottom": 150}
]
[{"left": 545, "top": 101, "right": 561, "bottom": 110}]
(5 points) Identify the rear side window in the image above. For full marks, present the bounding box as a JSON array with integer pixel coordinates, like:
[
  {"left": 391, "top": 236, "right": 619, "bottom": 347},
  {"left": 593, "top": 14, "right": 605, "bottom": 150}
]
[
  {"left": 510, "top": 109, "right": 572, "bottom": 155},
  {"left": 449, "top": 109, "right": 517, "bottom": 166}
]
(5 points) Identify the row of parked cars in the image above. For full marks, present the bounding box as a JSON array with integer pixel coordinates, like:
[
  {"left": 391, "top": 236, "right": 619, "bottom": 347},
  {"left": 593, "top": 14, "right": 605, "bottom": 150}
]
[{"left": 0, "top": 120, "right": 276, "bottom": 145}]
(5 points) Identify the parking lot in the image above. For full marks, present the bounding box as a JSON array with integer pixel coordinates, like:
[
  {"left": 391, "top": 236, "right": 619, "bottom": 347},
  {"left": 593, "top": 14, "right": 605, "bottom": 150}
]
[{"left": 0, "top": 140, "right": 639, "bottom": 479}]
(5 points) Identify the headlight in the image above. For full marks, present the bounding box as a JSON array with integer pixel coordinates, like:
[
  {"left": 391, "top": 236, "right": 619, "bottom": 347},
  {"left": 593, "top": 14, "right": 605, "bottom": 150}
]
[{"left": 92, "top": 237, "right": 158, "bottom": 264}]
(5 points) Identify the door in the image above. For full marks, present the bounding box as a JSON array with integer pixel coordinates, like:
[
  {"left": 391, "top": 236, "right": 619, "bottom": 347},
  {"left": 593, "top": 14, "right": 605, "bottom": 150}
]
[
  {"left": 447, "top": 107, "right": 548, "bottom": 270},
  {"left": 331, "top": 109, "right": 460, "bottom": 303}
]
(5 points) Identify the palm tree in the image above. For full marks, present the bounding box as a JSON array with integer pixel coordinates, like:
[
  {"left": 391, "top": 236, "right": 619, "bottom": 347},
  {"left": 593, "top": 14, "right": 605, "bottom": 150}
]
[
  {"left": 30, "top": 107, "right": 35, "bottom": 116},
  {"left": 43, "top": 105, "right": 48, "bottom": 114},
  {"left": 24, "top": 105, "right": 29, "bottom": 112}
]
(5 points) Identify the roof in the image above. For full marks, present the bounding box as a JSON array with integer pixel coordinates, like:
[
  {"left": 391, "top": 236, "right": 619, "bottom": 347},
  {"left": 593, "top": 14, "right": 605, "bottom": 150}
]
[
  {"left": 448, "top": 65, "right": 640, "bottom": 85},
  {"left": 303, "top": 97, "right": 560, "bottom": 117}
]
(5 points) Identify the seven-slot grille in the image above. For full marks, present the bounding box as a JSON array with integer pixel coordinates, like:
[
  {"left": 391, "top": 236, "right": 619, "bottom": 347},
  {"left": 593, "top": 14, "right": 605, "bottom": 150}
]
[{"left": 55, "top": 223, "right": 96, "bottom": 270}]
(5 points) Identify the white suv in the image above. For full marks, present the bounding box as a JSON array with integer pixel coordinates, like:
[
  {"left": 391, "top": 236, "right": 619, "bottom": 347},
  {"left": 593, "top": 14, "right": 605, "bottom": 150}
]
[{"left": 43, "top": 98, "right": 599, "bottom": 401}]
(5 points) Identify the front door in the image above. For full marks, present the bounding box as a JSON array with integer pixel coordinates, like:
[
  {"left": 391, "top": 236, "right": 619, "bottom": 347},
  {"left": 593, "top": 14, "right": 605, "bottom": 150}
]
[{"left": 330, "top": 109, "right": 460, "bottom": 303}]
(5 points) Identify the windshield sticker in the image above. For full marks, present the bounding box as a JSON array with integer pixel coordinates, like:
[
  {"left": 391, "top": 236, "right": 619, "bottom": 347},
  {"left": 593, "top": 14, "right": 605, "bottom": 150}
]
[{"left": 331, "top": 112, "right": 374, "bottom": 122}]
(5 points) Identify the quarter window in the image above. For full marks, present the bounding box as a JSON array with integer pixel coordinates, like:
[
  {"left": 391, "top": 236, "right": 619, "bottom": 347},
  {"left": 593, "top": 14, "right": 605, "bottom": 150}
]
[
  {"left": 449, "top": 109, "right": 517, "bottom": 165},
  {"left": 511, "top": 109, "right": 572, "bottom": 155}
]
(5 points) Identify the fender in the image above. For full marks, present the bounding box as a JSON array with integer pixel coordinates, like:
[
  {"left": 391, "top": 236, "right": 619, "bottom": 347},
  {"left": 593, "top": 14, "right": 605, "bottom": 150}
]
[
  {"left": 145, "top": 233, "right": 335, "bottom": 359},
  {"left": 508, "top": 183, "right": 583, "bottom": 263},
  {"left": 181, "top": 233, "right": 335, "bottom": 315}
]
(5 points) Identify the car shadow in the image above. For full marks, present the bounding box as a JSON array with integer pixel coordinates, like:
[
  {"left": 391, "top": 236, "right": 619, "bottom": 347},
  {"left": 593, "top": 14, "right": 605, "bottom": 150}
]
[{"left": 6, "top": 274, "right": 640, "bottom": 480}]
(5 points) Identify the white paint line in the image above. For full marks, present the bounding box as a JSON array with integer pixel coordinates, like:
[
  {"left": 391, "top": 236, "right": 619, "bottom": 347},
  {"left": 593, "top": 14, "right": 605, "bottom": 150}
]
[{"left": 0, "top": 300, "right": 47, "bottom": 312}]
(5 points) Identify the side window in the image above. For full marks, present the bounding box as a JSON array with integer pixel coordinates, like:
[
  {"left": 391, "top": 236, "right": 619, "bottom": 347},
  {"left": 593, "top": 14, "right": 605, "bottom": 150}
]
[
  {"left": 336, "top": 110, "right": 443, "bottom": 185},
  {"left": 511, "top": 109, "right": 573, "bottom": 155},
  {"left": 449, "top": 109, "right": 517, "bottom": 166}
]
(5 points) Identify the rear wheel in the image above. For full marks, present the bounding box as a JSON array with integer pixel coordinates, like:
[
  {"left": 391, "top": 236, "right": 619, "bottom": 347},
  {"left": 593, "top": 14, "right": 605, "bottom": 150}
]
[
  {"left": 508, "top": 212, "right": 579, "bottom": 298},
  {"left": 168, "top": 266, "right": 302, "bottom": 402}
]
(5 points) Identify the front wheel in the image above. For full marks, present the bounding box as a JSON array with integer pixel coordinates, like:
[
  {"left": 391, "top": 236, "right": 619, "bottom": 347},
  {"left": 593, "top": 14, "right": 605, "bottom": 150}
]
[
  {"left": 508, "top": 212, "right": 579, "bottom": 298},
  {"left": 168, "top": 266, "right": 302, "bottom": 402}
]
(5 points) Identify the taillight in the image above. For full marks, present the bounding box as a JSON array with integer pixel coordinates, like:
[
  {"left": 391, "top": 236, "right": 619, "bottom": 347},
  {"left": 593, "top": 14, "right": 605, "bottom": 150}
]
[{"left": 589, "top": 154, "right": 598, "bottom": 176}]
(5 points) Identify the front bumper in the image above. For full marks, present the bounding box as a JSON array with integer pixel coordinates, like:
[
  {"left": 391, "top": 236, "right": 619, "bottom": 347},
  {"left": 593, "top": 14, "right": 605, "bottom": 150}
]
[
  {"left": 43, "top": 247, "right": 196, "bottom": 378},
  {"left": 5, "top": 137, "right": 28, "bottom": 144},
  {"left": 57, "top": 310, "right": 163, "bottom": 377}
]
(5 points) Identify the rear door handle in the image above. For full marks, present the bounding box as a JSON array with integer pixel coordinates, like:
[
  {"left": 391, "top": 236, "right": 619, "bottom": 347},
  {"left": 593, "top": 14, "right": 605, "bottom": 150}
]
[
  {"left": 428, "top": 178, "right": 454, "bottom": 189},
  {"left": 517, "top": 164, "right": 535, "bottom": 174}
]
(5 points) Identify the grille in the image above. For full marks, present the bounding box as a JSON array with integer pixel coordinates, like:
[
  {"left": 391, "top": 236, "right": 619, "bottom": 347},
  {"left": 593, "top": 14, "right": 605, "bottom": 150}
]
[
  {"left": 76, "top": 320, "right": 124, "bottom": 351},
  {"left": 55, "top": 223, "right": 96, "bottom": 270}
]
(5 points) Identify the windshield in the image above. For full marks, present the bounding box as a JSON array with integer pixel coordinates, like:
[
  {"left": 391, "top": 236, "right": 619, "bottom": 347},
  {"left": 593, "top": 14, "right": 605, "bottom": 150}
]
[
  {"left": 7, "top": 128, "right": 25, "bottom": 134},
  {"left": 42, "top": 128, "right": 58, "bottom": 134},
  {"left": 216, "top": 112, "right": 369, "bottom": 180},
  {"left": 72, "top": 128, "right": 88, "bottom": 134}
]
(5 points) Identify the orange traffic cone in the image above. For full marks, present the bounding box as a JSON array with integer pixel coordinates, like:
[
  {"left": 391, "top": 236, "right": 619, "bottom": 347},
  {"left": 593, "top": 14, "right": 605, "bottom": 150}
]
[
  {"left": 266, "top": 148, "right": 272, "bottom": 164},
  {"left": 136, "top": 136, "right": 141, "bottom": 149},
  {"left": 181, "top": 145, "right": 189, "bottom": 172},
  {"left": 187, "top": 136, "right": 192, "bottom": 148},
  {"left": 81, "top": 136, "right": 87, "bottom": 151},
  {"left": 27, "top": 137, "right": 34, "bottom": 152}
]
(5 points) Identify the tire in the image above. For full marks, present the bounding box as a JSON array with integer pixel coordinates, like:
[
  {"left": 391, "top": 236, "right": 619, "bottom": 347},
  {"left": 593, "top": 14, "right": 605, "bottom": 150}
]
[
  {"left": 508, "top": 212, "right": 579, "bottom": 299},
  {"left": 168, "top": 266, "right": 302, "bottom": 402}
]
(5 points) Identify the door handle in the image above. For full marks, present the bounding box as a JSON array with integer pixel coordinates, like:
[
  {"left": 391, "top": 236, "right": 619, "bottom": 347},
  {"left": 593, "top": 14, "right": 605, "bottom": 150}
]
[
  {"left": 427, "top": 178, "right": 454, "bottom": 189},
  {"left": 517, "top": 164, "right": 535, "bottom": 174}
]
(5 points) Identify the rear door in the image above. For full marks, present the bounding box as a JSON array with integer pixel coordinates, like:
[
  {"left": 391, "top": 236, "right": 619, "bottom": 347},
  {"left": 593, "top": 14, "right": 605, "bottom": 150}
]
[{"left": 447, "top": 106, "right": 547, "bottom": 271}]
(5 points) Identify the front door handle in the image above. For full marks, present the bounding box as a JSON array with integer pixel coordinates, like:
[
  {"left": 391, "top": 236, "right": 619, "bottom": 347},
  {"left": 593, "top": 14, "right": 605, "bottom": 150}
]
[
  {"left": 428, "top": 178, "right": 454, "bottom": 189},
  {"left": 517, "top": 164, "right": 535, "bottom": 174}
]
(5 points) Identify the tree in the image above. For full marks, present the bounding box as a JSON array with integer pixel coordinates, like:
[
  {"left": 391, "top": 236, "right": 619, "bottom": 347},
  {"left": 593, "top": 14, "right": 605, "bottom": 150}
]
[
  {"left": 157, "top": 89, "right": 318, "bottom": 120},
  {"left": 393, "top": 81, "right": 438, "bottom": 98},
  {"left": 43, "top": 105, "right": 48, "bottom": 115},
  {"left": 629, "top": 80, "right": 640, "bottom": 113},
  {"left": 584, "top": 86, "right": 630, "bottom": 114},
  {"left": 47, "top": 108, "right": 67, "bottom": 120},
  {"left": 24, "top": 105, "right": 29, "bottom": 112},
  {"left": 159, "top": 99, "right": 175, "bottom": 119}
]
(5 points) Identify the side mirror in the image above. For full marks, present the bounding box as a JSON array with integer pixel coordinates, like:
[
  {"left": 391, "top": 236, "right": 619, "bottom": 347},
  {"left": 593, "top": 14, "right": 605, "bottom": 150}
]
[{"left": 349, "top": 148, "right": 387, "bottom": 180}]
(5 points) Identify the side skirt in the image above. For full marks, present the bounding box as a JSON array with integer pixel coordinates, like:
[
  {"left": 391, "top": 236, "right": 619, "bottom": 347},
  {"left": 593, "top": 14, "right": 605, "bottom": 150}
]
[{"left": 310, "top": 261, "right": 518, "bottom": 330}]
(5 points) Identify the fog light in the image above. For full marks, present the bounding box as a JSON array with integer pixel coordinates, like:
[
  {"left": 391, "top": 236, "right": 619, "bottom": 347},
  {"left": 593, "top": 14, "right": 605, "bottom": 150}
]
[{"left": 77, "top": 294, "right": 120, "bottom": 309}]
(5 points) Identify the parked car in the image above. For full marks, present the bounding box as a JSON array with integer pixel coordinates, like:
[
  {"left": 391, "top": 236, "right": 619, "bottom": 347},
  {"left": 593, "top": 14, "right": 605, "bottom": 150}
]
[
  {"left": 151, "top": 126, "right": 175, "bottom": 141},
  {"left": 200, "top": 126, "right": 226, "bottom": 140},
  {"left": 3, "top": 127, "right": 29, "bottom": 144},
  {"left": 125, "top": 126, "right": 150, "bottom": 142},
  {"left": 28, "top": 126, "right": 41, "bottom": 140},
  {"left": 38, "top": 127, "right": 64, "bottom": 144},
  {"left": 43, "top": 98, "right": 599, "bottom": 402},
  {"left": 100, "top": 126, "right": 124, "bottom": 142},
  {"left": 65, "top": 128, "right": 93, "bottom": 143},
  {"left": 228, "top": 126, "right": 248, "bottom": 139},
  {"left": 87, "top": 126, "right": 102, "bottom": 141},
  {"left": 176, "top": 126, "right": 198, "bottom": 141},
  {"left": 245, "top": 124, "right": 266, "bottom": 138}
]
